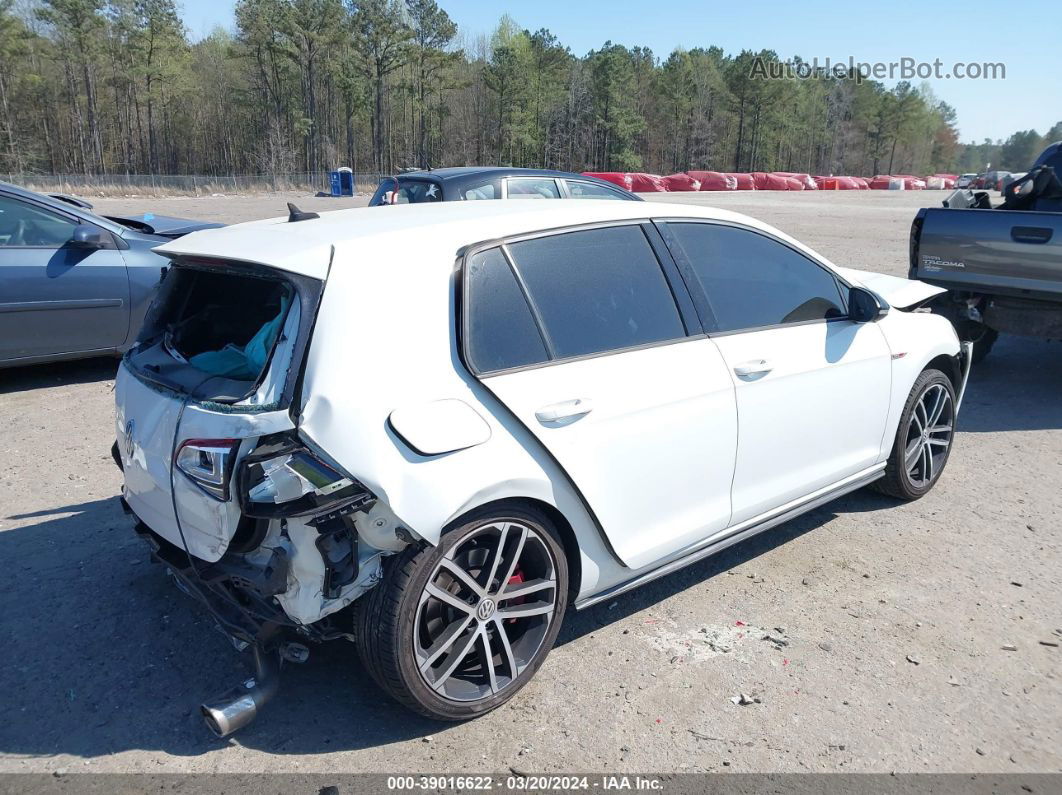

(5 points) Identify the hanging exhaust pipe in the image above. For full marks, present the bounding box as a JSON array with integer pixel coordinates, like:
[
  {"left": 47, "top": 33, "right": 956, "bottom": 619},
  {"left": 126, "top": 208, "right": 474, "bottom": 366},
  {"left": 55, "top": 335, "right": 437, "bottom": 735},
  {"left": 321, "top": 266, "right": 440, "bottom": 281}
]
[{"left": 200, "top": 645, "right": 280, "bottom": 737}]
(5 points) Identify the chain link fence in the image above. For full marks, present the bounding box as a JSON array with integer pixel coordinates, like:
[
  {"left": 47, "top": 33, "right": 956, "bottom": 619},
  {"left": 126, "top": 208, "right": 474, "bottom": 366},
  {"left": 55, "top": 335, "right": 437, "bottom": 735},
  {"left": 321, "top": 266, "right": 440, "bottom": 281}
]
[{"left": 0, "top": 171, "right": 388, "bottom": 197}]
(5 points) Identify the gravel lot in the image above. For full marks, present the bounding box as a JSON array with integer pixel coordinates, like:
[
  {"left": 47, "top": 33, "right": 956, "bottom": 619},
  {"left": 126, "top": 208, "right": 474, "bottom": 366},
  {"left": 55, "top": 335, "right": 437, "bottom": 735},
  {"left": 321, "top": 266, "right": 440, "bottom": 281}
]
[{"left": 1, "top": 190, "right": 1059, "bottom": 775}]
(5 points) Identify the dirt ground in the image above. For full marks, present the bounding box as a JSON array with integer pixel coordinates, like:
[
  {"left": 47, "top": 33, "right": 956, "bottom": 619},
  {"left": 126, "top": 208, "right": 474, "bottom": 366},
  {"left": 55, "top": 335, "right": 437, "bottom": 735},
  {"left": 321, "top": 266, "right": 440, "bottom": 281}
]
[{"left": 1, "top": 191, "right": 1059, "bottom": 775}]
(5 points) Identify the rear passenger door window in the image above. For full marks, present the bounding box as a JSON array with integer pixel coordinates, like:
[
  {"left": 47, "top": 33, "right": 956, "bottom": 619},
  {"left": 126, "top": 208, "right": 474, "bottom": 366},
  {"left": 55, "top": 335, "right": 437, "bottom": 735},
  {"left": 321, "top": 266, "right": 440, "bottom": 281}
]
[
  {"left": 505, "top": 178, "right": 561, "bottom": 200},
  {"left": 507, "top": 226, "right": 685, "bottom": 359},
  {"left": 563, "top": 180, "right": 630, "bottom": 200},
  {"left": 465, "top": 247, "right": 549, "bottom": 373},
  {"left": 662, "top": 222, "right": 846, "bottom": 333},
  {"left": 463, "top": 182, "right": 496, "bottom": 200}
]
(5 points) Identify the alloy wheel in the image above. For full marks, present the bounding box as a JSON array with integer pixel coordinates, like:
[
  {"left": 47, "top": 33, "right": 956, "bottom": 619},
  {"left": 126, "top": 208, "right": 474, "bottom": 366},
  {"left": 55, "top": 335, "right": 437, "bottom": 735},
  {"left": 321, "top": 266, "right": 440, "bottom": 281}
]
[
  {"left": 904, "top": 383, "right": 953, "bottom": 488},
  {"left": 413, "top": 520, "right": 558, "bottom": 702}
]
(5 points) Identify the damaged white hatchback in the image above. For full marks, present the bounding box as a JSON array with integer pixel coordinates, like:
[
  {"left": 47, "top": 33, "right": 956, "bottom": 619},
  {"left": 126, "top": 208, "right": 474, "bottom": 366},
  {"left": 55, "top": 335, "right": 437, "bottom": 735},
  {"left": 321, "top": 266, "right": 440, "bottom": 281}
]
[{"left": 114, "top": 200, "right": 971, "bottom": 735}]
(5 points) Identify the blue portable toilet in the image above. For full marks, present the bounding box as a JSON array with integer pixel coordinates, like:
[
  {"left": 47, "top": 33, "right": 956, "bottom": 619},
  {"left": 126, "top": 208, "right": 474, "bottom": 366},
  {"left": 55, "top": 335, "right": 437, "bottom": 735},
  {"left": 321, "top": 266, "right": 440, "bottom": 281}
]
[{"left": 329, "top": 167, "right": 354, "bottom": 197}]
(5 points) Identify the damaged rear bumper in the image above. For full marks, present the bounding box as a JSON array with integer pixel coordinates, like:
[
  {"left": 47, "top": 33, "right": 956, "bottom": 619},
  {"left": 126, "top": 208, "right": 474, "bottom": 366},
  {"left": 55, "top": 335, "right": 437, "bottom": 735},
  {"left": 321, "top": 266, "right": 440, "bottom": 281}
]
[
  {"left": 124, "top": 499, "right": 362, "bottom": 646},
  {"left": 127, "top": 504, "right": 295, "bottom": 645}
]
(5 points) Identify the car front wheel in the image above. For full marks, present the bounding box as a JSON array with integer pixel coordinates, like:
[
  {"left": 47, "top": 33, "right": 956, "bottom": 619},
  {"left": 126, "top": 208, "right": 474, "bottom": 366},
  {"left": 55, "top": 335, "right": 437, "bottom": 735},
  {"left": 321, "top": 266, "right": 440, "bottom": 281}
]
[
  {"left": 354, "top": 505, "right": 567, "bottom": 720},
  {"left": 874, "top": 368, "right": 956, "bottom": 500}
]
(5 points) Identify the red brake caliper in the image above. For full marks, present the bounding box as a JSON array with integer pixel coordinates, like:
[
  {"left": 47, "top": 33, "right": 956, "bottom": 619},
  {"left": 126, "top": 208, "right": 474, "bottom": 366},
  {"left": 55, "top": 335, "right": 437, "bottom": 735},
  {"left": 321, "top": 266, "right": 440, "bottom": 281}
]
[{"left": 506, "top": 569, "right": 525, "bottom": 624}]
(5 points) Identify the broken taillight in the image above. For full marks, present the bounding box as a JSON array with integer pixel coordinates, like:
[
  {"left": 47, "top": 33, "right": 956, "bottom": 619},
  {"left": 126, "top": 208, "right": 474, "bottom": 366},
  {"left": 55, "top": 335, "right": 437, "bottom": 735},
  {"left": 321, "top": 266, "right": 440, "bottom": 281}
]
[
  {"left": 237, "top": 440, "right": 372, "bottom": 519},
  {"left": 174, "top": 438, "right": 241, "bottom": 500}
]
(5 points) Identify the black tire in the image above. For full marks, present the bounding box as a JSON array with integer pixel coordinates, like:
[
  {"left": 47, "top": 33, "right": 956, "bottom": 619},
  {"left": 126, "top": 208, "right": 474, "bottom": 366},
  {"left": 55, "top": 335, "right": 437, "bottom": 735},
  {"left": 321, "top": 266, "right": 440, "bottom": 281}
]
[
  {"left": 873, "top": 368, "right": 957, "bottom": 500},
  {"left": 970, "top": 327, "right": 998, "bottom": 365},
  {"left": 354, "top": 504, "right": 568, "bottom": 720}
]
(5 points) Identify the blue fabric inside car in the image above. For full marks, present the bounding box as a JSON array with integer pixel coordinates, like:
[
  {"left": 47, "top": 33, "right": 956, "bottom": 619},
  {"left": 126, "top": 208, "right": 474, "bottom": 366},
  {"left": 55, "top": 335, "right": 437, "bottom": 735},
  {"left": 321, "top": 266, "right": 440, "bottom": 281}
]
[{"left": 189, "top": 295, "right": 290, "bottom": 380}]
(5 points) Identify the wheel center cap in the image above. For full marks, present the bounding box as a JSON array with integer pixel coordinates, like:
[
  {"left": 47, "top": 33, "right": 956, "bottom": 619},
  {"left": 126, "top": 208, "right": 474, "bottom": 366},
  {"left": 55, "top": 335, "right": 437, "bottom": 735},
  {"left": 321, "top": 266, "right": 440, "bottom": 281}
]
[{"left": 476, "top": 598, "right": 496, "bottom": 621}]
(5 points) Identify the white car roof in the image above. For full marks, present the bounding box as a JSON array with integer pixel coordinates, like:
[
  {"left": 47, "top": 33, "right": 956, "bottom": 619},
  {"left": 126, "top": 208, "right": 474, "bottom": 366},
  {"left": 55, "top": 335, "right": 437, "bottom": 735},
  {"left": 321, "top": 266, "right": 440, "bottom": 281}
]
[{"left": 156, "top": 199, "right": 795, "bottom": 280}]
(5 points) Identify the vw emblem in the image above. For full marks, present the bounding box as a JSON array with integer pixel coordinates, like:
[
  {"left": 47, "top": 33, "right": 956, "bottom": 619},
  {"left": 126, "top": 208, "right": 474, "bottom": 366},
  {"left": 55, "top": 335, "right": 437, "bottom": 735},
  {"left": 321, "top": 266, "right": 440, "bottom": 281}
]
[
  {"left": 122, "top": 419, "right": 135, "bottom": 456},
  {"left": 476, "top": 598, "right": 496, "bottom": 621}
]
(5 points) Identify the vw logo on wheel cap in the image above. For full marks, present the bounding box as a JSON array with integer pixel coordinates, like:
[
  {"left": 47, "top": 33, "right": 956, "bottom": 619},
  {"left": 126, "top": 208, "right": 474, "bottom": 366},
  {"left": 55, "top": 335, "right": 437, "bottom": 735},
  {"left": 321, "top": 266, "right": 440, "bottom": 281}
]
[{"left": 476, "top": 598, "right": 496, "bottom": 621}]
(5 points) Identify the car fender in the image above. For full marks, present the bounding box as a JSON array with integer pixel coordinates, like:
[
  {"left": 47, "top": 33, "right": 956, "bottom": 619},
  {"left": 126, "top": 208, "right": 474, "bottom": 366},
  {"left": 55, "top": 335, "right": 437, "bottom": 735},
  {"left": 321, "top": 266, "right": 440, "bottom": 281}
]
[
  {"left": 299, "top": 386, "right": 622, "bottom": 603},
  {"left": 875, "top": 309, "right": 962, "bottom": 459}
]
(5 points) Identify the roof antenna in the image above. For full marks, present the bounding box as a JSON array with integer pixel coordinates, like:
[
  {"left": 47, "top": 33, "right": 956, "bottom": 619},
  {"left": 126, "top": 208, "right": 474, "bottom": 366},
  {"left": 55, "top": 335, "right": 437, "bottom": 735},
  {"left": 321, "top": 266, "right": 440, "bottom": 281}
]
[{"left": 287, "top": 202, "right": 319, "bottom": 222}]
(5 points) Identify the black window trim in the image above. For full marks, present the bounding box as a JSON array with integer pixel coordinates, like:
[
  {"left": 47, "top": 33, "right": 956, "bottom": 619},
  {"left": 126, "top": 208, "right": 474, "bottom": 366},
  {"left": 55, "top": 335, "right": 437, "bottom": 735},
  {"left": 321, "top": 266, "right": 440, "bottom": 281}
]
[
  {"left": 640, "top": 221, "right": 703, "bottom": 335},
  {"left": 654, "top": 218, "right": 854, "bottom": 337},
  {"left": 459, "top": 218, "right": 698, "bottom": 378},
  {"left": 498, "top": 243, "right": 556, "bottom": 359}
]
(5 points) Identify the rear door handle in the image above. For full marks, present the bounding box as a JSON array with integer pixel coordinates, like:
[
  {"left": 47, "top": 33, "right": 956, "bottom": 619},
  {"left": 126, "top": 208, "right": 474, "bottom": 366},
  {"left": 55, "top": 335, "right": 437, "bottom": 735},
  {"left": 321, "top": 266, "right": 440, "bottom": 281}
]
[
  {"left": 535, "top": 398, "right": 593, "bottom": 423},
  {"left": 733, "top": 359, "right": 773, "bottom": 377},
  {"left": 1011, "top": 226, "right": 1053, "bottom": 244}
]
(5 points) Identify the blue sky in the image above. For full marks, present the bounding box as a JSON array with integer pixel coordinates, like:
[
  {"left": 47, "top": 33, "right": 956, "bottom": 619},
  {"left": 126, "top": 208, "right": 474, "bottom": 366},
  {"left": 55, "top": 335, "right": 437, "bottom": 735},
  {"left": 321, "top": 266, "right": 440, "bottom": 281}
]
[{"left": 179, "top": 0, "right": 1058, "bottom": 143}]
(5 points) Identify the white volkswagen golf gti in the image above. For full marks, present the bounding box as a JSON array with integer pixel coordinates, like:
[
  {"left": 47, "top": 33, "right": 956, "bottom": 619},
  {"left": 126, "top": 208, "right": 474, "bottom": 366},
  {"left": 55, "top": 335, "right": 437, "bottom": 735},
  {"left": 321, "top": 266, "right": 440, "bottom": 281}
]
[{"left": 113, "top": 200, "right": 970, "bottom": 734}]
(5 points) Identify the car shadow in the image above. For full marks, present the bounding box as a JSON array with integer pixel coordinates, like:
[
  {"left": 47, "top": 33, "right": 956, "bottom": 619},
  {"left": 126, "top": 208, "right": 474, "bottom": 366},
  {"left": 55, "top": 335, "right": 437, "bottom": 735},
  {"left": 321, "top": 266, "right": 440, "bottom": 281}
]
[
  {"left": 957, "top": 334, "right": 1062, "bottom": 433},
  {"left": 0, "top": 334, "right": 1054, "bottom": 760},
  {"left": 0, "top": 487, "right": 868, "bottom": 760},
  {"left": 0, "top": 356, "right": 119, "bottom": 394},
  {"left": 556, "top": 492, "right": 857, "bottom": 645},
  {"left": 0, "top": 495, "right": 442, "bottom": 760}
]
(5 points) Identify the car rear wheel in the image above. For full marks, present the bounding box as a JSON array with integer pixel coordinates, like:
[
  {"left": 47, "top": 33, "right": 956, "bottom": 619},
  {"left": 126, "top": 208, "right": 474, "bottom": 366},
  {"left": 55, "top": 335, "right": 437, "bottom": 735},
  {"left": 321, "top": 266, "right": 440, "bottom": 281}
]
[
  {"left": 354, "top": 505, "right": 567, "bottom": 720},
  {"left": 873, "top": 368, "right": 956, "bottom": 500}
]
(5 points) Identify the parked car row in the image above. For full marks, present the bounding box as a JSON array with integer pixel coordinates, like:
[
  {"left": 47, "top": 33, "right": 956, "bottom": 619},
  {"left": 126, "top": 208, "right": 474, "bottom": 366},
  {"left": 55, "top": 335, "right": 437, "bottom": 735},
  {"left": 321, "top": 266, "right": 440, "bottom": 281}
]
[{"left": 962, "top": 170, "right": 1025, "bottom": 192}]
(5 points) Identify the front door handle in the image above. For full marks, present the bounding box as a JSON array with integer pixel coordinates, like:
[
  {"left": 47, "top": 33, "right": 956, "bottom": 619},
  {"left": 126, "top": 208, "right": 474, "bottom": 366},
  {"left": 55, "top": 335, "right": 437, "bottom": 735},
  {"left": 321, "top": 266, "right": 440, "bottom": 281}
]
[
  {"left": 733, "top": 359, "right": 773, "bottom": 377},
  {"left": 535, "top": 398, "right": 594, "bottom": 423},
  {"left": 1011, "top": 226, "right": 1052, "bottom": 244}
]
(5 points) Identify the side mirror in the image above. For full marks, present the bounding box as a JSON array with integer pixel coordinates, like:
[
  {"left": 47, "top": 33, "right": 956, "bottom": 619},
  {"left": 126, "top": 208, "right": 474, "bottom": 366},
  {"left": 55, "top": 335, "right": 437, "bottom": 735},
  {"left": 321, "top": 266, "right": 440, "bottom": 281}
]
[
  {"left": 70, "top": 224, "right": 106, "bottom": 249},
  {"left": 848, "top": 286, "right": 889, "bottom": 323}
]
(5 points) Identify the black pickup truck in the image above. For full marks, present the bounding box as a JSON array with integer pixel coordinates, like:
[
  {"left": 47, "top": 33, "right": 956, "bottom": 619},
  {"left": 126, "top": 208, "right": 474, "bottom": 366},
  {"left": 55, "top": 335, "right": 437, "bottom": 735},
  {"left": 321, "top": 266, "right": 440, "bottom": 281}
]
[{"left": 910, "top": 142, "right": 1062, "bottom": 362}]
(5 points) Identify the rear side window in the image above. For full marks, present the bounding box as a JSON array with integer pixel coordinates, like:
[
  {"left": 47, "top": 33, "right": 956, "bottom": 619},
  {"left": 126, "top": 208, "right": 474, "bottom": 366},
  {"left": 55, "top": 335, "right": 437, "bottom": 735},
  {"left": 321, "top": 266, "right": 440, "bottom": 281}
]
[
  {"left": 565, "top": 180, "right": 630, "bottom": 200},
  {"left": 506, "top": 178, "right": 561, "bottom": 199},
  {"left": 394, "top": 180, "right": 442, "bottom": 203},
  {"left": 508, "top": 226, "right": 685, "bottom": 359},
  {"left": 369, "top": 178, "right": 442, "bottom": 205},
  {"left": 465, "top": 247, "right": 549, "bottom": 373},
  {"left": 463, "top": 183, "right": 496, "bottom": 200},
  {"left": 665, "top": 223, "right": 846, "bottom": 333}
]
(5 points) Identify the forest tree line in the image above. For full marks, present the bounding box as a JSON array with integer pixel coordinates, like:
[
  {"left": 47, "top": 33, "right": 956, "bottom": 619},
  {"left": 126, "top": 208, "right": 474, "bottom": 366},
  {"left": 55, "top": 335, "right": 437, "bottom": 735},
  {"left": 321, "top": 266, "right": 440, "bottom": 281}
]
[{"left": 1, "top": 0, "right": 1059, "bottom": 180}]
